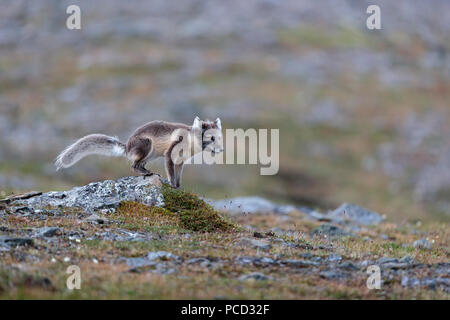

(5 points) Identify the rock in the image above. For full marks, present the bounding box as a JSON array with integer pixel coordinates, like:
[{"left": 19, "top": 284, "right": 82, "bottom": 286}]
[
  {"left": 238, "top": 238, "right": 271, "bottom": 250},
  {"left": 399, "top": 255, "right": 415, "bottom": 264},
  {"left": 206, "top": 196, "right": 294, "bottom": 215},
  {"left": 35, "top": 227, "right": 60, "bottom": 237},
  {"left": 319, "top": 270, "right": 349, "bottom": 280},
  {"left": 326, "top": 253, "right": 343, "bottom": 262},
  {"left": 282, "top": 259, "right": 320, "bottom": 267},
  {"left": 401, "top": 276, "right": 420, "bottom": 287},
  {"left": 84, "top": 214, "right": 109, "bottom": 225},
  {"left": 311, "top": 224, "right": 351, "bottom": 238},
  {"left": 234, "top": 256, "right": 276, "bottom": 266},
  {"left": 0, "top": 191, "right": 42, "bottom": 204},
  {"left": 413, "top": 239, "right": 432, "bottom": 250},
  {"left": 98, "top": 229, "right": 158, "bottom": 242},
  {"left": 381, "top": 262, "right": 409, "bottom": 270},
  {"left": 238, "top": 272, "right": 271, "bottom": 281},
  {"left": 299, "top": 253, "right": 314, "bottom": 259},
  {"left": 187, "top": 258, "right": 213, "bottom": 268},
  {"left": 377, "top": 257, "right": 399, "bottom": 264},
  {"left": 12, "top": 175, "right": 164, "bottom": 213},
  {"left": 0, "top": 236, "right": 34, "bottom": 247},
  {"left": 253, "top": 231, "right": 265, "bottom": 238},
  {"left": 401, "top": 276, "right": 450, "bottom": 292},
  {"left": 123, "top": 251, "right": 181, "bottom": 274},
  {"left": 129, "top": 263, "right": 178, "bottom": 275},
  {"left": 338, "top": 262, "right": 360, "bottom": 271},
  {"left": 146, "top": 251, "right": 180, "bottom": 261},
  {"left": 328, "top": 203, "right": 384, "bottom": 226}
]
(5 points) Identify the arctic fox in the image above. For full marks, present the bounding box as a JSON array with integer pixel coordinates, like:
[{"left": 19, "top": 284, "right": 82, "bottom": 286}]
[{"left": 55, "top": 117, "right": 224, "bottom": 188}]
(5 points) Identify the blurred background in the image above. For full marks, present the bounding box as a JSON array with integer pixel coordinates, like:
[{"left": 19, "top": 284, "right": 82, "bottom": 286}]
[{"left": 0, "top": 0, "right": 449, "bottom": 223}]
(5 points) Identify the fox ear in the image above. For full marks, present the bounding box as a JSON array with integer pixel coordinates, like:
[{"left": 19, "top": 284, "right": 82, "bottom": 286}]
[
  {"left": 193, "top": 116, "right": 201, "bottom": 129},
  {"left": 215, "top": 118, "right": 222, "bottom": 130}
]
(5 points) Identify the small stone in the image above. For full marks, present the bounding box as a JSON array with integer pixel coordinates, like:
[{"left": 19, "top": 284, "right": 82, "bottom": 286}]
[
  {"left": 84, "top": 214, "right": 108, "bottom": 225},
  {"left": 338, "top": 262, "right": 360, "bottom": 270},
  {"left": 319, "top": 270, "right": 348, "bottom": 280},
  {"left": 238, "top": 272, "right": 271, "bottom": 281},
  {"left": 146, "top": 251, "right": 180, "bottom": 261},
  {"left": 311, "top": 224, "right": 351, "bottom": 238},
  {"left": 399, "top": 255, "right": 414, "bottom": 264},
  {"left": 253, "top": 231, "right": 265, "bottom": 238},
  {"left": 382, "top": 262, "right": 409, "bottom": 270},
  {"left": 377, "top": 257, "right": 399, "bottom": 264},
  {"left": 36, "top": 227, "right": 60, "bottom": 237},
  {"left": 299, "top": 252, "right": 313, "bottom": 259},
  {"left": 328, "top": 203, "right": 383, "bottom": 226},
  {"left": 326, "top": 253, "right": 343, "bottom": 262},
  {"left": 413, "top": 239, "right": 432, "bottom": 250},
  {"left": 187, "top": 258, "right": 211, "bottom": 268},
  {"left": 239, "top": 238, "right": 271, "bottom": 250},
  {"left": 283, "top": 259, "right": 319, "bottom": 267},
  {"left": 0, "top": 236, "right": 34, "bottom": 247}
]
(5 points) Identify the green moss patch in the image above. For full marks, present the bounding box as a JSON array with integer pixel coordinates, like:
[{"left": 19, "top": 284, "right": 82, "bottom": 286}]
[
  {"left": 162, "top": 185, "right": 236, "bottom": 232},
  {"left": 116, "top": 185, "right": 235, "bottom": 233}
]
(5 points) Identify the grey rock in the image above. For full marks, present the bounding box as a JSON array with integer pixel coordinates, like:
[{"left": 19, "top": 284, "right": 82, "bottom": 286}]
[
  {"left": 282, "top": 259, "right": 320, "bottom": 267},
  {"left": 413, "top": 239, "right": 432, "bottom": 250},
  {"left": 84, "top": 214, "right": 109, "bottom": 225},
  {"left": 338, "top": 262, "right": 360, "bottom": 271},
  {"left": 399, "top": 255, "right": 415, "bottom": 264},
  {"left": 12, "top": 175, "right": 164, "bottom": 213},
  {"left": 381, "top": 262, "right": 410, "bottom": 270},
  {"left": 207, "top": 196, "right": 293, "bottom": 215},
  {"left": 326, "top": 253, "right": 343, "bottom": 262},
  {"left": 328, "top": 203, "right": 384, "bottom": 226},
  {"left": 0, "top": 236, "right": 34, "bottom": 247},
  {"left": 239, "top": 238, "right": 271, "bottom": 250},
  {"left": 124, "top": 251, "right": 180, "bottom": 268},
  {"left": 187, "top": 258, "right": 212, "bottom": 268},
  {"left": 377, "top": 257, "right": 399, "bottom": 264},
  {"left": 234, "top": 256, "right": 276, "bottom": 266},
  {"left": 129, "top": 263, "right": 178, "bottom": 275},
  {"left": 98, "top": 229, "right": 158, "bottom": 242},
  {"left": 401, "top": 276, "right": 450, "bottom": 292},
  {"left": 35, "top": 227, "right": 60, "bottom": 237},
  {"left": 401, "top": 276, "right": 420, "bottom": 287},
  {"left": 319, "top": 270, "right": 349, "bottom": 280},
  {"left": 311, "top": 224, "right": 351, "bottom": 238},
  {"left": 299, "top": 252, "right": 314, "bottom": 259},
  {"left": 358, "top": 260, "right": 372, "bottom": 268},
  {"left": 146, "top": 251, "right": 180, "bottom": 261},
  {"left": 238, "top": 272, "right": 271, "bottom": 281}
]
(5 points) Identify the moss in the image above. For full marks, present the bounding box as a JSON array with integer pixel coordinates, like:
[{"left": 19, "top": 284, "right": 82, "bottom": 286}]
[
  {"left": 116, "top": 186, "right": 236, "bottom": 233},
  {"left": 116, "top": 201, "right": 180, "bottom": 234},
  {"left": 162, "top": 185, "right": 236, "bottom": 232}
]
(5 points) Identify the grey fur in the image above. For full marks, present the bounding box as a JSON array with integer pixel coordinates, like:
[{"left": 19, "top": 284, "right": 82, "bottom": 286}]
[{"left": 55, "top": 134, "right": 126, "bottom": 170}]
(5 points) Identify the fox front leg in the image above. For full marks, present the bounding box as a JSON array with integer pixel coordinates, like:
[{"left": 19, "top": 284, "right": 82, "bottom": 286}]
[
  {"left": 164, "top": 153, "right": 177, "bottom": 188},
  {"left": 174, "top": 163, "right": 184, "bottom": 188}
]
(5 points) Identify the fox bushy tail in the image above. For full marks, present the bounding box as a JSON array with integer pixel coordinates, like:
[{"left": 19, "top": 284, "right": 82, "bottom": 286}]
[{"left": 55, "top": 134, "right": 126, "bottom": 170}]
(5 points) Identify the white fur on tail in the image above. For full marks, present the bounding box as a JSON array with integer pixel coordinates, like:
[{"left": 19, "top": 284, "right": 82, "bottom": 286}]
[{"left": 55, "top": 134, "right": 126, "bottom": 170}]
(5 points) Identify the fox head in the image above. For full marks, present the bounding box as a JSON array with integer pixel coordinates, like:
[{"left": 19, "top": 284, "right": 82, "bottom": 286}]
[{"left": 192, "top": 116, "right": 224, "bottom": 154}]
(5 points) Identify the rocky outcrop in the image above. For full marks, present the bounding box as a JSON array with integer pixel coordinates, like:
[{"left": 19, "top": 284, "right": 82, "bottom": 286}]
[
  {"left": 8, "top": 175, "right": 165, "bottom": 214},
  {"left": 208, "top": 197, "right": 384, "bottom": 226}
]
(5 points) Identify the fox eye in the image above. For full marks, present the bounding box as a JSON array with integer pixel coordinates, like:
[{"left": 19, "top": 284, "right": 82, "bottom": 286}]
[{"left": 211, "top": 136, "right": 215, "bottom": 142}]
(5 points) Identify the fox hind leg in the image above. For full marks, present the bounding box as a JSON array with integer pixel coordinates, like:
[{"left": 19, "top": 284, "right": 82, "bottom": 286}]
[{"left": 127, "top": 137, "right": 154, "bottom": 176}]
